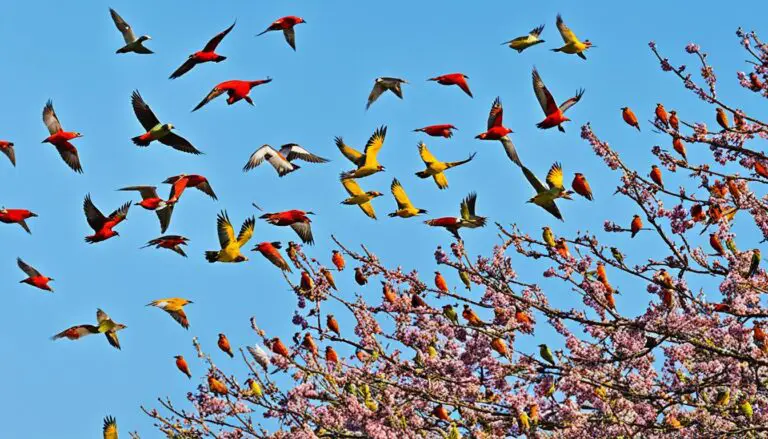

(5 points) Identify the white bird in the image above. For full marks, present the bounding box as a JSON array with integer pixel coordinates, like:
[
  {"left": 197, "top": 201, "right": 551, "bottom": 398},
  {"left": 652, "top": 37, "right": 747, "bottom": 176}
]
[
  {"left": 243, "top": 144, "right": 329, "bottom": 177},
  {"left": 109, "top": 8, "right": 153, "bottom": 54},
  {"left": 366, "top": 77, "right": 407, "bottom": 110}
]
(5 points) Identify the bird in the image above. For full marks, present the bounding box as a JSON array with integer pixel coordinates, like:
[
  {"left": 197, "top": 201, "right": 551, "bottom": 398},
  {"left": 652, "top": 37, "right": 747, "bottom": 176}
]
[
  {"left": 103, "top": 416, "right": 118, "bottom": 439},
  {"left": 41, "top": 100, "right": 84, "bottom": 173},
  {"left": 17, "top": 258, "right": 54, "bottom": 292},
  {"left": 260, "top": 210, "right": 315, "bottom": 245},
  {"left": 520, "top": 162, "right": 573, "bottom": 221},
  {"left": 252, "top": 242, "right": 292, "bottom": 272},
  {"left": 147, "top": 298, "right": 193, "bottom": 329},
  {"left": 247, "top": 345, "right": 271, "bottom": 371},
  {"left": 710, "top": 233, "right": 726, "bottom": 256},
  {"left": 83, "top": 194, "right": 131, "bottom": 243},
  {"left": 205, "top": 210, "right": 255, "bottom": 263},
  {"left": 118, "top": 186, "right": 173, "bottom": 233},
  {"left": 0, "top": 208, "right": 37, "bottom": 234},
  {"left": 192, "top": 79, "right": 273, "bottom": 111},
  {"left": 270, "top": 337, "right": 291, "bottom": 358},
  {"left": 538, "top": 343, "right": 556, "bottom": 365},
  {"left": 332, "top": 250, "right": 345, "bottom": 271},
  {"left": 321, "top": 268, "right": 337, "bottom": 290},
  {"left": 462, "top": 304, "right": 486, "bottom": 327},
  {"left": 366, "top": 77, "right": 407, "bottom": 109},
  {"left": 551, "top": 14, "right": 593, "bottom": 60},
  {"left": 442, "top": 304, "right": 459, "bottom": 325},
  {"left": 302, "top": 333, "right": 318, "bottom": 356},
  {"left": 327, "top": 314, "right": 340, "bottom": 336},
  {"left": 434, "top": 272, "right": 449, "bottom": 293},
  {"left": 415, "top": 142, "right": 475, "bottom": 190},
  {"left": 174, "top": 355, "right": 192, "bottom": 379},
  {"left": 325, "top": 346, "right": 339, "bottom": 365},
  {"left": 130, "top": 91, "right": 201, "bottom": 154},
  {"left": 433, "top": 404, "right": 450, "bottom": 421},
  {"left": 424, "top": 192, "right": 487, "bottom": 240},
  {"left": 571, "top": 173, "right": 593, "bottom": 200},
  {"left": 502, "top": 25, "right": 545, "bottom": 52},
  {"left": 532, "top": 67, "right": 584, "bottom": 132},
  {"left": 163, "top": 174, "right": 217, "bottom": 201},
  {"left": 673, "top": 137, "right": 687, "bottom": 160},
  {"left": 542, "top": 226, "right": 556, "bottom": 248},
  {"left": 622, "top": 107, "right": 641, "bottom": 131},
  {"left": 52, "top": 308, "right": 126, "bottom": 350},
  {"left": 716, "top": 108, "right": 731, "bottom": 131},
  {"left": 474, "top": 97, "right": 522, "bottom": 166},
  {"left": 109, "top": 8, "right": 152, "bottom": 54},
  {"left": 170, "top": 21, "right": 235, "bottom": 79},
  {"left": 218, "top": 333, "right": 234, "bottom": 358},
  {"left": 650, "top": 165, "right": 664, "bottom": 188},
  {"left": 631, "top": 215, "right": 643, "bottom": 238},
  {"left": 669, "top": 111, "right": 679, "bottom": 131},
  {"left": 748, "top": 249, "right": 761, "bottom": 278},
  {"left": 142, "top": 235, "right": 189, "bottom": 257},
  {"left": 244, "top": 143, "right": 329, "bottom": 177},
  {"left": 428, "top": 73, "right": 473, "bottom": 97},
  {"left": 0, "top": 140, "right": 15, "bottom": 166},
  {"left": 208, "top": 375, "right": 229, "bottom": 396},
  {"left": 388, "top": 178, "right": 427, "bottom": 218},
  {"left": 354, "top": 267, "right": 368, "bottom": 285},
  {"left": 655, "top": 104, "right": 669, "bottom": 127},
  {"left": 245, "top": 378, "right": 263, "bottom": 398},
  {"left": 257, "top": 16, "right": 306, "bottom": 50},
  {"left": 340, "top": 178, "right": 383, "bottom": 220},
  {"left": 340, "top": 126, "right": 387, "bottom": 179},
  {"left": 413, "top": 124, "right": 457, "bottom": 138}
]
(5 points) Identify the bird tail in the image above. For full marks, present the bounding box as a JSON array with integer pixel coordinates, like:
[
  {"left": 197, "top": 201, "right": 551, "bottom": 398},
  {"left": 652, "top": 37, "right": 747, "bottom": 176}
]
[
  {"left": 84, "top": 235, "right": 96, "bottom": 243},
  {"left": 205, "top": 251, "right": 219, "bottom": 263},
  {"left": 551, "top": 48, "right": 562, "bottom": 52},
  {"left": 414, "top": 170, "right": 430, "bottom": 179},
  {"left": 446, "top": 152, "right": 476, "bottom": 169},
  {"left": 387, "top": 212, "right": 397, "bottom": 218},
  {"left": 271, "top": 241, "right": 282, "bottom": 249},
  {"left": 132, "top": 136, "right": 151, "bottom": 147}
]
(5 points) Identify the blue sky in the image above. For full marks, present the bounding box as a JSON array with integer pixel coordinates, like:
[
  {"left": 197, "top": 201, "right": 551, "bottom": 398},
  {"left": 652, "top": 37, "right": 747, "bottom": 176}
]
[{"left": 0, "top": 1, "right": 764, "bottom": 437}]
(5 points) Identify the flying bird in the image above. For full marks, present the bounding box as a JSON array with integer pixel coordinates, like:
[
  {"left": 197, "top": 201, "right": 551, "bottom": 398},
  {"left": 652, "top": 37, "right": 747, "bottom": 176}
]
[
  {"left": 83, "top": 194, "right": 131, "bottom": 243},
  {"left": 340, "top": 126, "right": 387, "bottom": 179},
  {"left": 170, "top": 21, "right": 235, "bottom": 79},
  {"left": 142, "top": 235, "right": 189, "bottom": 257},
  {"left": 571, "top": 173, "right": 593, "bottom": 200},
  {"left": 552, "top": 14, "right": 593, "bottom": 60},
  {"left": 621, "top": 107, "right": 640, "bottom": 131},
  {"left": 257, "top": 16, "right": 306, "bottom": 50},
  {"left": 118, "top": 186, "right": 173, "bottom": 233},
  {"left": 260, "top": 210, "right": 315, "bottom": 245},
  {"left": 0, "top": 140, "right": 15, "bottom": 166},
  {"left": 532, "top": 67, "right": 584, "bottom": 132},
  {"left": 413, "top": 124, "right": 457, "bottom": 138},
  {"left": 103, "top": 416, "right": 118, "bottom": 439},
  {"left": 521, "top": 162, "right": 573, "bottom": 221},
  {"left": 415, "top": 142, "right": 475, "bottom": 190},
  {"left": 424, "top": 193, "right": 487, "bottom": 240},
  {"left": 366, "top": 77, "right": 407, "bottom": 110},
  {"left": 244, "top": 143, "right": 329, "bottom": 177},
  {"left": 163, "top": 174, "right": 217, "bottom": 202},
  {"left": 340, "top": 178, "right": 382, "bottom": 220},
  {"left": 474, "top": 97, "right": 522, "bottom": 166},
  {"left": 192, "top": 79, "right": 273, "bottom": 112},
  {"left": 41, "top": 100, "right": 84, "bottom": 173},
  {"left": 52, "top": 308, "right": 126, "bottom": 350},
  {"left": 205, "top": 211, "right": 254, "bottom": 263},
  {"left": 0, "top": 208, "right": 37, "bottom": 234},
  {"left": 109, "top": 8, "right": 152, "bottom": 54},
  {"left": 147, "top": 298, "right": 193, "bottom": 329},
  {"left": 502, "top": 25, "right": 545, "bottom": 52},
  {"left": 388, "top": 178, "right": 427, "bottom": 218},
  {"left": 131, "top": 91, "right": 202, "bottom": 154},
  {"left": 17, "top": 258, "right": 54, "bottom": 292},
  {"left": 252, "top": 242, "right": 292, "bottom": 272},
  {"left": 428, "top": 73, "right": 473, "bottom": 98}
]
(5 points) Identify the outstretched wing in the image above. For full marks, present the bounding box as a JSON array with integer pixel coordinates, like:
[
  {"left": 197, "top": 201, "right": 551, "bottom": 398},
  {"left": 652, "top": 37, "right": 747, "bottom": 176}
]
[
  {"left": 559, "top": 89, "right": 585, "bottom": 113},
  {"left": 195, "top": 179, "right": 217, "bottom": 200},
  {"left": 334, "top": 137, "right": 364, "bottom": 165},
  {"left": 556, "top": 14, "right": 579, "bottom": 44},
  {"left": 521, "top": 165, "right": 548, "bottom": 194},
  {"left": 391, "top": 178, "right": 414, "bottom": 210},
  {"left": 283, "top": 28, "right": 297, "bottom": 50},
  {"left": 487, "top": 97, "right": 504, "bottom": 129},
  {"left": 244, "top": 145, "right": 294, "bottom": 176},
  {"left": 417, "top": 142, "right": 439, "bottom": 165},
  {"left": 156, "top": 205, "right": 173, "bottom": 234},
  {"left": 17, "top": 258, "right": 41, "bottom": 277},
  {"left": 119, "top": 185, "right": 158, "bottom": 200},
  {"left": 546, "top": 162, "right": 565, "bottom": 190},
  {"left": 532, "top": 68, "right": 558, "bottom": 115},
  {"left": 358, "top": 202, "right": 377, "bottom": 219},
  {"left": 83, "top": 194, "right": 107, "bottom": 232},
  {"left": 1, "top": 144, "right": 15, "bottom": 166},
  {"left": 109, "top": 8, "right": 135, "bottom": 44},
  {"left": 237, "top": 217, "right": 256, "bottom": 247},
  {"left": 103, "top": 416, "right": 118, "bottom": 439},
  {"left": 106, "top": 202, "right": 131, "bottom": 224},
  {"left": 500, "top": 136, "right": 522, "bottom": 167},
  {"left": 131, "top": 90, "right": 161, "bottom": 130},
  {"left": 362, "top": 126, "right": 387, "bottom": 167},
  {"left": 54, "top": 142, "right": 83, "bottom": 173},
  {"left": 460, "top": 193, "right": 478, "bottom": 220},
  {"left": 530, "top": 24, "right": 545, "bottom": 38},
  {"left": 192, "top": 87, "right": 226, "bottom": 112},
  {"left": 216, "top": 211, "right": 236, "bottom": 249},
  {"left": 105, "top": 332, "right": 121, "bottom": 350},
  {"left": 43, "top": 100, "right": 63, "bottom": 134},
  {"left": 169, "top": 58, "right": 198, "bottom": 80},
  {"left": 203, "top": 21, "right": 236, "bottom": 52},
  {"left": 158, "top": 132, "right": 202, "bottom": 155},
  {"left": 279, "top": 144, "right": 329, "bottom": 163},
  {"left": 366, "top": 81, "right": 386, "bottom": 110},
  {"left": 290, "top": 223, "right": 314, "bottom": 245},
  {"left": 341, "top": 178, "right": 364, "bottom": 196}
]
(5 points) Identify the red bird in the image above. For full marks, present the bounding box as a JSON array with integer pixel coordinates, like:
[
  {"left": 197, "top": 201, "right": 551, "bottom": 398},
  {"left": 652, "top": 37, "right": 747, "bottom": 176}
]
[
  {"left": 475, "top": 97, "right": 522, "bottom": 166},
  {"left": 252, "top": 242, "right": 292, "bottom": 272},
  {"left": 0, "top": 208, "right": 37, "bottom": 234},
  {"left": 655, "top": 104, "right": 669, "bottom": 128},
  {"left": 331, "top": 250, "right": 345, "bottom": 271},
  {"left": 41, "top": 100, "right": 83, "bottom": 173},
  {"left": 434, "top": 271, "right": 449, "bottom": 293},
  {"left": 259, "top": 210, "right": 315, "bottom": 245},
  {"left": 257, "top": 16, "right": 306, "bottom": 51},
  {"left": 630, "top": 215, "right": 643, "bottom": 238},
  {"left": 163, "top": 174, "right": 218, "bottom": 202},
  {"left": 428, "top": 73, "right": 473, "bottom": 98},
  {"left": 668, "top": 111, "right": 679, "bottom": 131},
  {"left": 192, "top": 79, "right": 273, "bottom": 112},
  {"left": 621, "top": 107, "right": 640, "bottom": 131},
  {"left": 0, "top": 140, "right": 15, "bottom": 166},
  {"left": 413, "top": 124, "right": 457, "bottom": 138},
  {"left": 650, "top": 165, "right": 664, "bottom": 189},
  {"left": 532, "top": 67, "right": 584, "bottom": 133},
  {"left": 142, "top": 235, "right": 190, "bottom": 257},
  {"left": 119, "top": 186, "right": 173, "bottom": 233},
  {"left": 709, "top": 233, "right": 726, "bottom": 256},
  {"left": 218, "top": 333, "right": 234, "bottom": 358},
  {"left": 325, "top": 346, "right": 339, "bottom": 365},
  {"left": 175, "top": 355, "right": 192, "bottom": 379},
  {"left": 17, "top": 258, "right": 54, "bottom": 292},
  {"left": 270, "top": 337, "right": 290, "bottom": 358},
  {"left": 170, "top": 21, "right": 236, "bottom": 79},
  {"left": 83, "top": 194, "right": 131, "bottom": 243}
]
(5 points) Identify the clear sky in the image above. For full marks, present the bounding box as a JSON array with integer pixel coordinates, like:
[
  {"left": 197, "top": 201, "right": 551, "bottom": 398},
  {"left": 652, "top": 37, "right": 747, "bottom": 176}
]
[{"left": 0, "top": 1, "right": 764, "bottom": 437}]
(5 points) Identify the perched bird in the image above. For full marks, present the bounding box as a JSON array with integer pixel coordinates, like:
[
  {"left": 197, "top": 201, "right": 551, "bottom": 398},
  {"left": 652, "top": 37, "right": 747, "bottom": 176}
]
[
  {"left": 673, "top": 137, "right": 687, "bottom": 160},
  {"left": 245, "top": 379, "right": 263, "bottom": 398},
  {"left": 555, "top": 238, "right": 571, "bottom": 259},
  {"left": 174, "top": 355, "right": 192, "bottom": 379},
  {"left": 302, "top": 333, "right": 318, "bottom": 356},
  {"left": 131, "top": 91, "right": 201, "bottom": 154},
  {"left": 382, "top": 282, "right": 398, "bottom": 303},
  {"left": 299, "top": 271, "right": 315, "bottom": 292},
  {"left": 655, "top": 103, "right": 669, "bottom": 127},
  {"left": 147, "top": 298, "right": 193, "bottom": 329},
  {"left": 327, "top": 314, "right": 340, "bottom": 336},
  {"left": 434, "top": 271, "right": 449, "bottom": 293},
  {"left": 433, "top": 404, "right": 450, "bottom": 421},
  {"left": 192, "top": 79, "right": 273, "bottom": 111},
  {"left": 415, "top": 142, "right": 476, "bottom": 189},
  {"left": 442, "top": 304, "right": 459, "bottom": 325},
  {"left": 571, "top": 173, "right": 593, "bottom": 200},
  {"left": 709, "top": 233, "right": 726, "bottom": 256},
  {"left": 205, "top": 210, "right": 255, "bottom": 263},
  {"left": 17, "top": 258, "right": 54, "bottom": 292},
  {"left": 109, "top": 8, "right": 152, "bottom": 54},
  {"left": 244, "top": 143, "right": 329, "bottom": 177},
  {"left": 413, "top": 124, "right": 457, "bottom": 138},
  {"left": 320, "top": 268, "right": 337, "bottom": 290},
  {"left": 502, "top": 25, "right": 545, "bottom": 52},
  {"left": 521, "top": 162, "right": 573, "bottom": 220},
  {"left": 247, "top": 345, "right": 271, "bottom": 371},
  {"left": 260, "top": 210, "right": 315, "bottom": 245},
  {"left": 755, "top": 161, "right": 768, "bottom": 179},
  {"left": 341, "top": 126, "right": 386, "bottom": 179},
  {"left": 0, "top": 140, "right": 15, "bottom": 166},
  {"left": 366, "top": 77, "right": 407, "bottom": 109},
  {"left": 257, "top": 16, "right": 306, "bottom": 50},
  {"left": 208, "top": 375, "right": 229, "bottom": 396},
  {"left": 52, "top": 308, "right": 126, "bottom": 350},
  {"left": 388, "top": 178, "right": 427, "bottom": 218},
  {"left": 669, "top": 111, "right": 679, "bottom": 131},
  {"left": 538, "top": 343, "right": 556, "bottom": 365},
  {"left": 119, "top": 186, "right": 173, "bottom": 233},
  {"left": 325, "top": 346, "right": 339, "bottom": 365},
  {"left": 716, "top": 108, "right": 730, "bottom": 131},
  {"left": 491, "top": 337, "right": 509, "bottom": 357},
  {"left": 611, "top": 247, "right": 625, "bottom": 265},
  {"left": 621, "top": 107, "right": 640, "bottom": 131},
  {"left": 459, "top": 270, "right": 471, "bottom": 290},
  {"left": 103, "top": 416, "right": 118, "bottom": 439},
  {"left": 650, "top": 165, "right": 664, "bottom": 188},
  {"left": 163, "top": 174, "right": 217, "bottom": 201},
  {"left": 631, "top": 215, "right": 643, "bottom": 238},
  {"left": 542, "top": 226, "right": 556, "bottom": 247},
  {"left": 83, "top": 194, "right": 131, "bottom": 243},
  {"left": 474, "top": 97, "right": 522, "bottom": 166},
  {"left": 748, "top": 249, "right": 761, "bottom": 278},
  {"left": 170, "top": 21, "right": 235, "bottom": 79},
  {"left": 0, "top": 208, "right": 37, "bottom": 234},
  {"left": 252, "top": 242, "right": 292, "bottom": 272},
  {"left": 428, "top": 73, "right": 473, "bottom": 97},
  {"left": 331, "top": 250, "right": 345, "bottom": 271},
  {"left": 340, "top": 178, "right": 383, "bottom": 220},
  {"left": 551, "top": 14, "right": 593, "bottom": 60},
  {"left": 532, "top": 68, "right": 584, "bottom": 132},
  {"left": 142, "top": 235, "right": 189, "bottom": 257},
  {"left": 41, "top": 100, "right": 84, "bottom": 173},
  {"left": 354, "top": 267, "right": 368, "bottom": 285},
  {"left": 218, "top": 333, "right": 234, "bottom": 358},
  {"left": 462, "top": 304, "right": 486, "bottom": 327},
  {"left": 424, "top": 192, "right": 486, "bottom": 240}
]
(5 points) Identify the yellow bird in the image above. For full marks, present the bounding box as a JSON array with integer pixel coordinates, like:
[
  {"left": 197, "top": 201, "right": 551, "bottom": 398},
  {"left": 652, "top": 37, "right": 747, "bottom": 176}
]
[
  {"left": 552, "top": 14, "right": 593, "bottom": 60},
  {"left": 147, "top": 298, "right": 193, "bottom": 329},
  {"left": 103, "top": 416, "right": 118, "bottom": 439},
  {"left": 334, "top": 136, "right": 364, "bottom": 167},
  {"left": 415, "top": 142, "right": 476, "bottom": 189},
  {"left": 521, "top": 162, "right": 573, "bottom": 221},
  {"left": 205, "top": 210, "right": 255, "bottom": 263},
  {"left": 542, "top": 226, "right": 556, "bottom": 247},
  {"left": 341, "top": 178, "right": 383, "bottom": 219},
  {"left": 340, "top": 126, "right": 387, "bottom": 179},
  {"left": 502, "top": 24, "right": 545, "bottom": 53},
  {"left": 388, "top": 178, "right": 427, "bottom": 218}
]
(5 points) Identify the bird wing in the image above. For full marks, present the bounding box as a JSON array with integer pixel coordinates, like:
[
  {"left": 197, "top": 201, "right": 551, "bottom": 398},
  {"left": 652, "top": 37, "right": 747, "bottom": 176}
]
[
  {"left": 169, "top": 58, "right": 198, "bottom": 80},
  {"left": 103, "top": 416, "right": 118, "bottom": 439},
  {"left": 17, "top": 258, "right": 41, "bottom": 277},
  {"left": 131, "top": 91, "right": 161, "bottom": 130},
  {"left": 358, "top": 202, "right": 377, "bottom": 219},
  {"left": 558, "top": 89, "right": 585, "bottom": 113},
  {"left": 156, "top": 205, "right": 173, "bottom": 234},
  {"left": 237, "top": 217, "right": 256, "bottom": 247},
  {"left": 217, "top": 211, "right": 236, "bottom": 249},
  {"left": 42, "top": 100, "right": 63, "bottom": 134},
  {"left": 203, "top": 21, "right": 236, "bottom": 52},
  {"left": 334, "top": 137, "right": 364, "bottom": 165},
  {"left": 96, "top": 308, "right": 112, "bottom": 325},
  {"left": 119, "top": 185, "right": 158, "bottom": 200},
  {"left": 530, "top": 24, "right": 545, "bottom": 38},
  {"left": 192, "top": 87, "right": 226, "bottom": 112},
  {"left": 366, "top": 81, "right": 386, "bottom": 110},
  {"left": 195, "top": 179, "right": 217, "bottom": 200},
  {"left": 556, "top": 14, "right": 579, "bottom": 44},
  {"left": 546, "top": 162, "right": 565, "bottom": 190},
  {"left": 169, "top": 309, "right": 189, "bottom": 329},
  {"left": 362, "top": 126, "right": 387, "bottom": 168},
  {"left": 52, "top": 324, "right": 99, "bottom": 340},
  {"left": 109, "top": 8, "right": 135, "bottom": 43},
  {"left": 460, "top": 193, "right": 478, "bottom": 220},
  {"left": 283, "top": 27, "right": 296, "bottom": 50},
  {"left": 1, "top": 144, "right": 15, "bottom": 166},
  {"left": 244, "top": 145, "right": 287, "bottom": 173},
  {"left": 158, "top": 132, "right": 202, "bottom": 154},
  {"left": 487, "top": 97, "right": 504, "bottom": 129},
  {"left": 532, "top": 68, "right": 558, "bottom": 115},
  {"left": 418, "top": 142, "right": 439, "bottom": 165},
  {"left": 521, "top": 165, "right": 548, "bottom": 194},
  {"left": 389, "top": 79, "right": 404, "bottom": 99},
  {"left": 433, "top": 173, "right": 449, "bottom": 190},
  {"left": 540, "top": 200, "right": 564, "bottom": 221},
  {"left": 279, "top": 144, "right": 329, "bottom": 163},
  {"left": 342, "top": 178, "right": 364, "bottom": 196},
  {"left": 54, "top": 142, "right": 83, "bottom": 173},
  {"left": 105, "top": 331, "right": 121, "bottom": 350},
  {"left": 499, "top": 136, "right": 522, "bottom": 167},
  {"left": 106, "top": 201, "right": 131, "bottom": 224},
  {"left": 290, "top": 222, "right": 314, "bottom": 245},
  {"left": 83, "top": 194, "right": 107, "bottom": 231},
  {"left": 391, "top": 178, "right": 414, "bottom": 210}
]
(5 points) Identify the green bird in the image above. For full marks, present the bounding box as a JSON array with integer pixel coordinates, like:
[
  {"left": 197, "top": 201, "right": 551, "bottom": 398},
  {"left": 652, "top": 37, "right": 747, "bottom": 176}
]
[
  {"left": 715, "top": 388, "right": 730, "bottom": 407},
  {"left": 52, "top": 308, "right": 127, "bottom": 350},
  {"left": 130, "top": 90, "right": 201, "bottom": 154},
  {"left": 502, "top": 25, "right": 546, "bottom": 53},
  {"left": 458, "top": 270, "right": 472, "bottom": 290},
  {"left": 739, "top": 398, "right": 753, "bottom": 419},
  {"left": 521, "top": 163, "right": 573, "bottom": 221},
  {"left": 747, "top": 249, "right": 761, "bottom": 277},
  {"left": 538, "top": 344, "right": 556, "bottom": 366},
  {"left": 442, "top": 304, "right": 459, "bottom": 325},
  {"left": 726, "top": 237, "right": 738, "bottom": 254},
  {"left": 611, "top": 247, "right": 625, "bottom": 266}
]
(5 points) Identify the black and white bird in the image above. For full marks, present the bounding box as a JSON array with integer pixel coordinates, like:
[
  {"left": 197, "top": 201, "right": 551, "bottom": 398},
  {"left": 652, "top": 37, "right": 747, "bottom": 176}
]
[
  {"left": 366, "top": 77, "right": 407, "bottom": 110},
  {"left": 243, "top": 144, "right": 329, "bottom": 177},
  {"left": 109, "top": 8, "right": 153, "bottom": 54}
]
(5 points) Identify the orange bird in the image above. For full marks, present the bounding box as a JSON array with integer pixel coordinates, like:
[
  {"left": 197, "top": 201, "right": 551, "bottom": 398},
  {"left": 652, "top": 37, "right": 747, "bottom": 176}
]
[
  {"left": 668, "top": 111, "right": 679, "bottom": 131},
  {"left": 715, "top": 108, "right": 730, "bottom": 131},
  {"left": 491, "top": 338, "right": 508, "bottom": 357},
  {"left": 532, "top": 67, "right": 584, "bottom": 133},
  {"left": 710, "top": 233, "right": 726, "bottom": 256},
  {"left": 17, "top": 258, "right": 54, "bottom": 292},
  {"left": 631, "top": 215, "right": 643, "bottom": 238},
  {"left": 193, "top": 79, "right": 272, "bottom": 112},
  {"left": 434, "top": 271, "right": 449, "bottom": 293},
  {"left": 324, "top": 267, "right": 340, "bottom": 290},
  {"left": 257, "top": 16, "right": 306, "bottom": 51},
  {"left": 118, "top": 186, "right": 173, "bottom": 233},
  {"left": 382, "top": 282, "right": 397, "bottom": 304},
  {"left": 555, "top": 238, "right": 571, "bottom": 259},
  {"left": 208, "top": 375, "right": 229, "bottom": 396},
  {"left": 650, "top": 165, "right": 664, "bottom": 188},
  {"left": 462, "top": 304, "right": 486, "bottom": 327},
  {"left": 0, "top": 140, "right": 15, "bottom": 166},
  {"left": 655, "top": 104, "right": 669, "bottom": 127},
  {"left": 270, "top": 337, "right": 290, "bottom": 358},
  {"left": 734, "top": 112, "right": 747, "bottom": 131},
  {"left": 411, "top": 294, "right": 427, "bottom": 308},
  {"left": 331, "top": 250, "right": 345, "bottom": 271},
  {"left": 170, "top": 21, "right": 235, "bottom": 79},
  {"left": 755, "top": 161, "right": 768, "bottom": 179},
  {"left": 414, "top": 124, "right": 457, "bottom": 138},
  {"left": 672, "top": 137, "right": 687, "bottom": 160},
  {"left": 298, "top": 333, "right": 317, "bottom": 357},
  {"left": 433, "top": 404, "right": 450, "bottom": 421},
  {"left": 354, "top": 267, "right": 368, "bottom": 285},
  {"left": 690, "top": 204, "right": 705, "bottom": 222},
  {"left": 596, "top": 262, "right": 608, "bottom": 283},
  {"left": 175, "top": 355, "right": 192, "bottom": 379},
  {"left": 325, "top": 346, "right": 339, "bottom": 365},
  {"left": 0, "top": 208, "right": 37, "bottom": 234},
  {"left": 260, "top": 210, "right": 314, "bottom": 245},
  {"left": 218, "top": 333, "right": 234, "bottom": 358},
  {"left": 252, "top": 242, "right": 292, "bottom": 272},
  {"left": 163, "top": 174, "right": 218, "bottom": 201},
  {"left": 428, "top": 73, "right": 473, "bottom": 98},
  {"left": 571, "top": 173, "right": 593, "bottom": 200},
  {"left": 299, "top": 271, "right": 314, "bottom": 292},
  {"left": 474, "top": 97, "right": 522, "bottom": 166},
  {"left": 515, "top": 308, "right": 534, "bottom": 325},
  {"left": 41, "top": 100, "right": 83, "bottom": 173},
  {"left": 327, "top": 314, "right": 340, "bottom": 336},
  {"left": 83, "top": 194, "right": 131, "bottom": 243},
  {"left": 621, "top": 107, "right": 640, "bottom": 131},
  {"left": 142, "top": 235, "right": 189, "bottom": 257}
]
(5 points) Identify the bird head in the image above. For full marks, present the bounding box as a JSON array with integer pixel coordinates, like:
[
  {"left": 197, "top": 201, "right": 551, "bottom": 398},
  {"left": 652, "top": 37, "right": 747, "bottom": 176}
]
[
  {"left": 377, "top": 165, "right": 386, "bottom": 172},
  {"left": 574, "top": 172, "right": 584, "bottom": 178},
  {"left": 116, "top": 324, "right": 127, "bottom": 330},
  {"left": 139, "top": 35, "right": 152, "bottom": 41},
  {"left": 305, "top": 211, "right": 316, "bottom": 216},
  {"left": 474, "top": 133, "right": 486, "bottom": 140},
  {"left": 538, "top": 344, "right": 547, "bottom": 348},
  {"left": 174, "top": 355, "right": 182, "bottom": 360},
  {"left": 218, "top": 333, "right": 225, "bottom": 338},
  {"left": 298, "top": 18, "right": 307, "bottom": 24},
  {"left": 620, "top": 107, "right": 628, "bottom": 111},
  {"left": 74, "top": 132, "right": 83, "bottom": 138},
  {"left": 165, "top": 123, "right": 175, "bottom": 130},
  {"left": 584, "top": 40, "right": 594, "bottom": 48},
  {"left": 561, "top": 190, "right": 575, "bottom": 200},
  {"left": 369, "top": 191, "right": 384, "bottom": 198}
]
